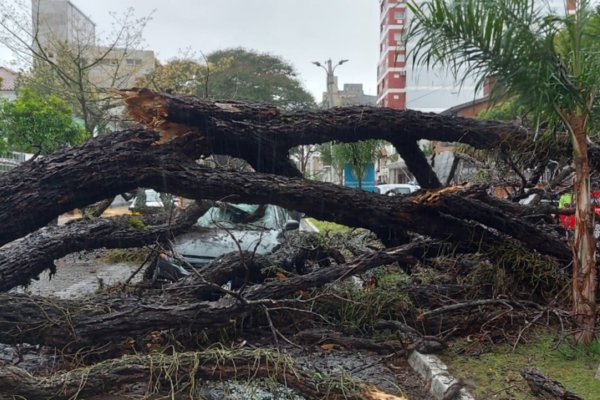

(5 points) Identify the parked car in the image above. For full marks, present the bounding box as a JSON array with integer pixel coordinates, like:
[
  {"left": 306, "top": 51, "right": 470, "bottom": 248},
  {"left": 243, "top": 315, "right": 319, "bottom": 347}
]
[
  {"left": 558, "top": 191, "right": 600, "bottom": 238},
  {"left": 154, "top": 203, "right": 300, "bottom": 282},
  {"left": 129, "top": 189, "right": 164, "bottom": 209},
  {"left": 374, "top": 183, "right": 420, "bottom": 196},
  {"left": 129, "top": 189, "right": 182, "bottom": 210}
]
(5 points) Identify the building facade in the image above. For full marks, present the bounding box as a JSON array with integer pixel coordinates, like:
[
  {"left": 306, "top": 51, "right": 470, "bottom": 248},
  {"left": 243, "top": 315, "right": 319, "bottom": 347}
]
[
  {"left": 377, "top": 0, "right": 407, "bottom": 109},
  {"left": 31, "top": 0, "right": 96, "bottom": 57},
  {"left": 321, "top": 82, "right": 377, "bottom": 108},
  {"left": 0, "top": 67, "right": 17, "bottom": 101},
  {"left": 30, "top": 0, "right": 154, "bottom": 90}
]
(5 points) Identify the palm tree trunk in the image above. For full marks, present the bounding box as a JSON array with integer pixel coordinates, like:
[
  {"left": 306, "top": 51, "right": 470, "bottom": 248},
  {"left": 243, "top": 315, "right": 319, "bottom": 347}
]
[{"left": 570, "top": 115, "right": 597, "bottom": 344}]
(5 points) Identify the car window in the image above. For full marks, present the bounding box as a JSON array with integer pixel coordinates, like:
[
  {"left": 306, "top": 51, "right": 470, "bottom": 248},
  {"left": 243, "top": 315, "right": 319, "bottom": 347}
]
[
  {"left": 145, "top": 190, "right": 161, "bottom": 202},
  {"left": 197, "top": 203, "right": 282, "bottom": 230},
  {"left": 392, "top": 187, "right": 411, "bottom": 194}
]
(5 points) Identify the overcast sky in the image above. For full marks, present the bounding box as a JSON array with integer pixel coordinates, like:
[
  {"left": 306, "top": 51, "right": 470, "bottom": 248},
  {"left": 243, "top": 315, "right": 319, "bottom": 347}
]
[{"left": 0, "top": 0, "right": 481, "bottom": 110}]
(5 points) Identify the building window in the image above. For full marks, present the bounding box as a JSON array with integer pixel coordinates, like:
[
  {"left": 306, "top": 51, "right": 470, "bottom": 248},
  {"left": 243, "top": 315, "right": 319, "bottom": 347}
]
[
  {"left": 396, "top": 53, "right": 406, "bottom": 63},
  {"left": 394, "top": 32, "right": 405, "bottom": 43},
  {"left": 394, "top": 73, "right": 400, "bottom": 78},
  {"left": 126, "top": 58, "right": 142, "bottom": 65},
  {"left": 393, "top": 95, "right": 400, "bottom": 99},
  {"left": 395, "top": 11, "right": 405, "bottom": 21}
]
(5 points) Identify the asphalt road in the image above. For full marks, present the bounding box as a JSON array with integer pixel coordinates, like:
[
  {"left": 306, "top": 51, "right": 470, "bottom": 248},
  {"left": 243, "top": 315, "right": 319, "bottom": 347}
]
[{"left": 12, "top": 251, "right": 141, "bottom": 298}]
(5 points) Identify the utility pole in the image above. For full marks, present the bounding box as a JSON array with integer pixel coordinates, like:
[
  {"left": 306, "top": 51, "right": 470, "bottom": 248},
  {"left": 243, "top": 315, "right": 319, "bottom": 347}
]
[{"left": 312, "top": 58, "right": 349, "bottom": 108}]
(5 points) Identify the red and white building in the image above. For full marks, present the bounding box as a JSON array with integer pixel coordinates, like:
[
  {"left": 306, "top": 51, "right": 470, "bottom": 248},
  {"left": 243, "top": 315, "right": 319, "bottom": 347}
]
[{"left": 377, "top": 0, "right": 407, "bottom": 109}]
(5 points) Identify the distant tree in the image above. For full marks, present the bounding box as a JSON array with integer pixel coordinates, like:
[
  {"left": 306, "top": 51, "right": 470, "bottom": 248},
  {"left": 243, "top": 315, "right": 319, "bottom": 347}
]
[
  {"left": 289, "top": 144, "right": 319, "bottom": 177},
  {"left": 204, "top": 48, "right": 316, "bottom": 111},
  {"left": 138, "top": 48, "right": 316, "bottom": 111},
  {"left": 319, "top": 143, "right": 346, "bottom": 184},
  {"left": 0, "top": 87, "right": 87, "bottom": 155},
  {"left": 321, "top": 140, "right": 382, "bottom": 189},
  {"left": 136, "top": 57, "right": 206, "bottom": 96}
]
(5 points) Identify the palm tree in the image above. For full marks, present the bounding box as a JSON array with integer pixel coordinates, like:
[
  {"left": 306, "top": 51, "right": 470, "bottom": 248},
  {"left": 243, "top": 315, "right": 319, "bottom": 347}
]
[{"left": 408, "top": 0, "right": 600, "bottom": 344}]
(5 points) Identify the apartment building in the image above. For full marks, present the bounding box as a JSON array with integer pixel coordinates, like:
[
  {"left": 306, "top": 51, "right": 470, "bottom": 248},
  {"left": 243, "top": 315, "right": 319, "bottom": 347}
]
[{"left": 377, "top": 0, "right": 407, "bottom": 109}]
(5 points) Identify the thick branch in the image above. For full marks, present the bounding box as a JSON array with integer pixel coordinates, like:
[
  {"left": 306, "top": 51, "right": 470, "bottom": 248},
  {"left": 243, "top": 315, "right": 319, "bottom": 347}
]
[
  {"left": 0, "top": 202, "right": 209, "bottom": 292},
  {"left": 0, "top": 132, "right": 570, "bottom": 261},
  {"left": 0, "top": 241, "right": 433, "bottom": 351}
]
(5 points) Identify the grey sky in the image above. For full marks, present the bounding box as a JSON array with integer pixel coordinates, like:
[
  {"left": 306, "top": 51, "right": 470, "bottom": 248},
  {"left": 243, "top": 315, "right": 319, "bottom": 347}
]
[{"left": 0, "top": 0, "right": 481, "bottom": 110}]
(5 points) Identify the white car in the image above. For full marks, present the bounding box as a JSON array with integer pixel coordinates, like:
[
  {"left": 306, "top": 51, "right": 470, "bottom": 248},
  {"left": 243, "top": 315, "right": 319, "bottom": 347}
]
[
  {"left": 129, "top": 189, "right": 164, "bottom": 209},
  {"left": 374, "top": 183, "right": 420, "bottom": 196}
]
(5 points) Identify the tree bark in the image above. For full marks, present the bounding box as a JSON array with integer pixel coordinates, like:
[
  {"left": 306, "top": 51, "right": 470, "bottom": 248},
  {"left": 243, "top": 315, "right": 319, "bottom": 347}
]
[
  {"left": 0, "top": 136, "right": 571, "bottom": 261},
  {"left": 568, "top": 113, "right": 597, "bottom": 344},
  {"left": 520, "top": 368, "right": 583, "bottom": 400}
]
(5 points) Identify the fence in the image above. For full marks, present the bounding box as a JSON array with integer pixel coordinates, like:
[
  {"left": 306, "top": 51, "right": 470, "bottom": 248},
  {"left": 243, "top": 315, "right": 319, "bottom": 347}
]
[{"left": 0, "top": 152, "right": 32, "bottom": 173}]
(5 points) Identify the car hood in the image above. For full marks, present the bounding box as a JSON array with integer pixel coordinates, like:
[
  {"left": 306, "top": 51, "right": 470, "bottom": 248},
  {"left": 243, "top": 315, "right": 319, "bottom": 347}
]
[{"left": 174, "top": 228, "right": 283, "bottom": 265}]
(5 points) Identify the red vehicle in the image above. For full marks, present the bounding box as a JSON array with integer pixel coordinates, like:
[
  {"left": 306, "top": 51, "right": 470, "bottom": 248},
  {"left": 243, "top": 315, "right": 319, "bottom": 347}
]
[{"left": 559, "top": 191, "right": 600, "bottom": 238}]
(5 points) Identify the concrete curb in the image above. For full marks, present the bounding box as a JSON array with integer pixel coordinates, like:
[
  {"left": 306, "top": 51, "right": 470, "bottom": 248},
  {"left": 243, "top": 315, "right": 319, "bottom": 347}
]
[{"left": 408, "top": 351, "right": 475, "bottom": 400}]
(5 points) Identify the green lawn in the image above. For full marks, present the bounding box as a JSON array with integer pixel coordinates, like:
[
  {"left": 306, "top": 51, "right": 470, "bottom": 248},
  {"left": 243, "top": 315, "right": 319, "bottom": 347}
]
[
  {"left": 306, "top": 218, "right": 351, "bottom": 234},
  {"left": 442, "top": 331, "right": 600, "bottom": 399}
]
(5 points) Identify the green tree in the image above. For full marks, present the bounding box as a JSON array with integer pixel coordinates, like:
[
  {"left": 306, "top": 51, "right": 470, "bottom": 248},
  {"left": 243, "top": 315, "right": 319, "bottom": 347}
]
[
  {"left": 0, "top": 87, "right": 87, "bottom": 155},
  {"left": 138, "top": 49, "right": 316, "bottom": 111},
  {"left": 136, "top": 58, "right": 206, "bottom": 96},
  {"left": 0, "top": 1, "right": 152, "bottom": 133},
  {"left": 322, "top": 140, "right": 381, "bottom": 189},
  {"left": 204, "top": 48, "right": 315, "bottom": 111},
  {"left": 320, "top": 143, "right": 346, "bottom": 184},
  {"left": 409, "top": 0, "right": 600, "bottom": 343}
]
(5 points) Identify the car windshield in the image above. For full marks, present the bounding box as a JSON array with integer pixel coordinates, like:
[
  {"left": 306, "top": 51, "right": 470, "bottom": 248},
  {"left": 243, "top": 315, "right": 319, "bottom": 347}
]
[{"left": 197, "top": 203, "right": 282, "bottom": 230}]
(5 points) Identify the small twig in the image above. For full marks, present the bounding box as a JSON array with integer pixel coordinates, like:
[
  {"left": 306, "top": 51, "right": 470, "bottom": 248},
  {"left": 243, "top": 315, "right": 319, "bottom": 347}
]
[
  {"left": 124, "top": 244, "right": 158, "bottom": 285},
  {"left": 422, "top": 299, "right": 541, "bottom": 319},
  {"left": 263, "top": 305, "right": 280, "bottom": 349}
]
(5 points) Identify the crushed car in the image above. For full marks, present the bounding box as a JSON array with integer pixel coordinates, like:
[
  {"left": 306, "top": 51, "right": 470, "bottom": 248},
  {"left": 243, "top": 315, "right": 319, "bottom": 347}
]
[{"left": 153, "top": 203, "right": 300, "bottom": 282}]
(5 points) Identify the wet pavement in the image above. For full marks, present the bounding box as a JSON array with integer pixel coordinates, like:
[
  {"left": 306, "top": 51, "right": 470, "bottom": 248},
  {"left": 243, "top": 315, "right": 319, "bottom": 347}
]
[{"left": 11, "top": 250, "right": 141, "bottom": 298}]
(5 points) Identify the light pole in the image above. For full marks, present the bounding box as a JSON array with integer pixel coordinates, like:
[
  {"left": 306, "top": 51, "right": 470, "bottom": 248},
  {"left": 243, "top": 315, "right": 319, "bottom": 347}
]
[{"left": 312, "top": 59, "right": 349, "bottom": 109}]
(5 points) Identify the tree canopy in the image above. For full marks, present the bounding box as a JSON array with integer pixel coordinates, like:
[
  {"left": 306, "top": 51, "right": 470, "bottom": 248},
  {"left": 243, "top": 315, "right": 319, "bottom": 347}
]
[
  {"left": 137, "top": 48, "right": 316, "bottom": 111},
  {"left": 0, "top": 87, "right": 87, "bottom": 155}
]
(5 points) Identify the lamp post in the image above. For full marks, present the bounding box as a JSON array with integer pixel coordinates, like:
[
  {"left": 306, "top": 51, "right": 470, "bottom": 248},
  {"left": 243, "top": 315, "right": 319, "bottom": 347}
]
[{"left": 312, "top": 59, "right": 349, "bottom": 109}]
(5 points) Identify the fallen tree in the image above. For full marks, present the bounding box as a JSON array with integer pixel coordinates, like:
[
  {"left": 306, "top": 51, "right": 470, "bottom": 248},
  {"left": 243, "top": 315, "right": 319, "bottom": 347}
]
[
  {"left": 0, "top": 128, "right": 570, "bottom": 259},
  {"left": 0, "top": 90, "right": 589, "bottom": 398},
  {"left": 0, "top": 241, "right": 435, "bottom": 354}
]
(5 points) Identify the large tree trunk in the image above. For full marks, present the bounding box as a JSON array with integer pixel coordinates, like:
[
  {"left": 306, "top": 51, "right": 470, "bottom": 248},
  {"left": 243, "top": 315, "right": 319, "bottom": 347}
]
[{"left": 569, "top": 114, "right": 597, "bottom": 344}]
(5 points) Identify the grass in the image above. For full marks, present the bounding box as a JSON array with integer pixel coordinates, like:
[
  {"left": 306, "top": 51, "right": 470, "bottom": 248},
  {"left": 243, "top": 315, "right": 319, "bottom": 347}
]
[
  {"left": 442, "top": 329, "right": 600, "bottom": 399},
  {"left": 101, "top": 247, "right": 152, "bottom": 263},
  {"left": 316, "top": 266, "right": 412, "bottom": 335},
  {"left": 306, "top": 218, "right": 351, "bottom": 234}
]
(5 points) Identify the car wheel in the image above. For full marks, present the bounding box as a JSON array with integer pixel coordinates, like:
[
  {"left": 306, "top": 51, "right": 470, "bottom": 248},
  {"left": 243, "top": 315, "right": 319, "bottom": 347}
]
[{"left": 594, "top": 223, "right": 600, "bottom": 240}]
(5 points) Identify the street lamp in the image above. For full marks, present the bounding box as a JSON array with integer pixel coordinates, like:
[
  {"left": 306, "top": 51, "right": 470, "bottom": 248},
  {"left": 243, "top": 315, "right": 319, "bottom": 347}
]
[{"left": 312, "top": 59, "right": 349, "bottom": 109}]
